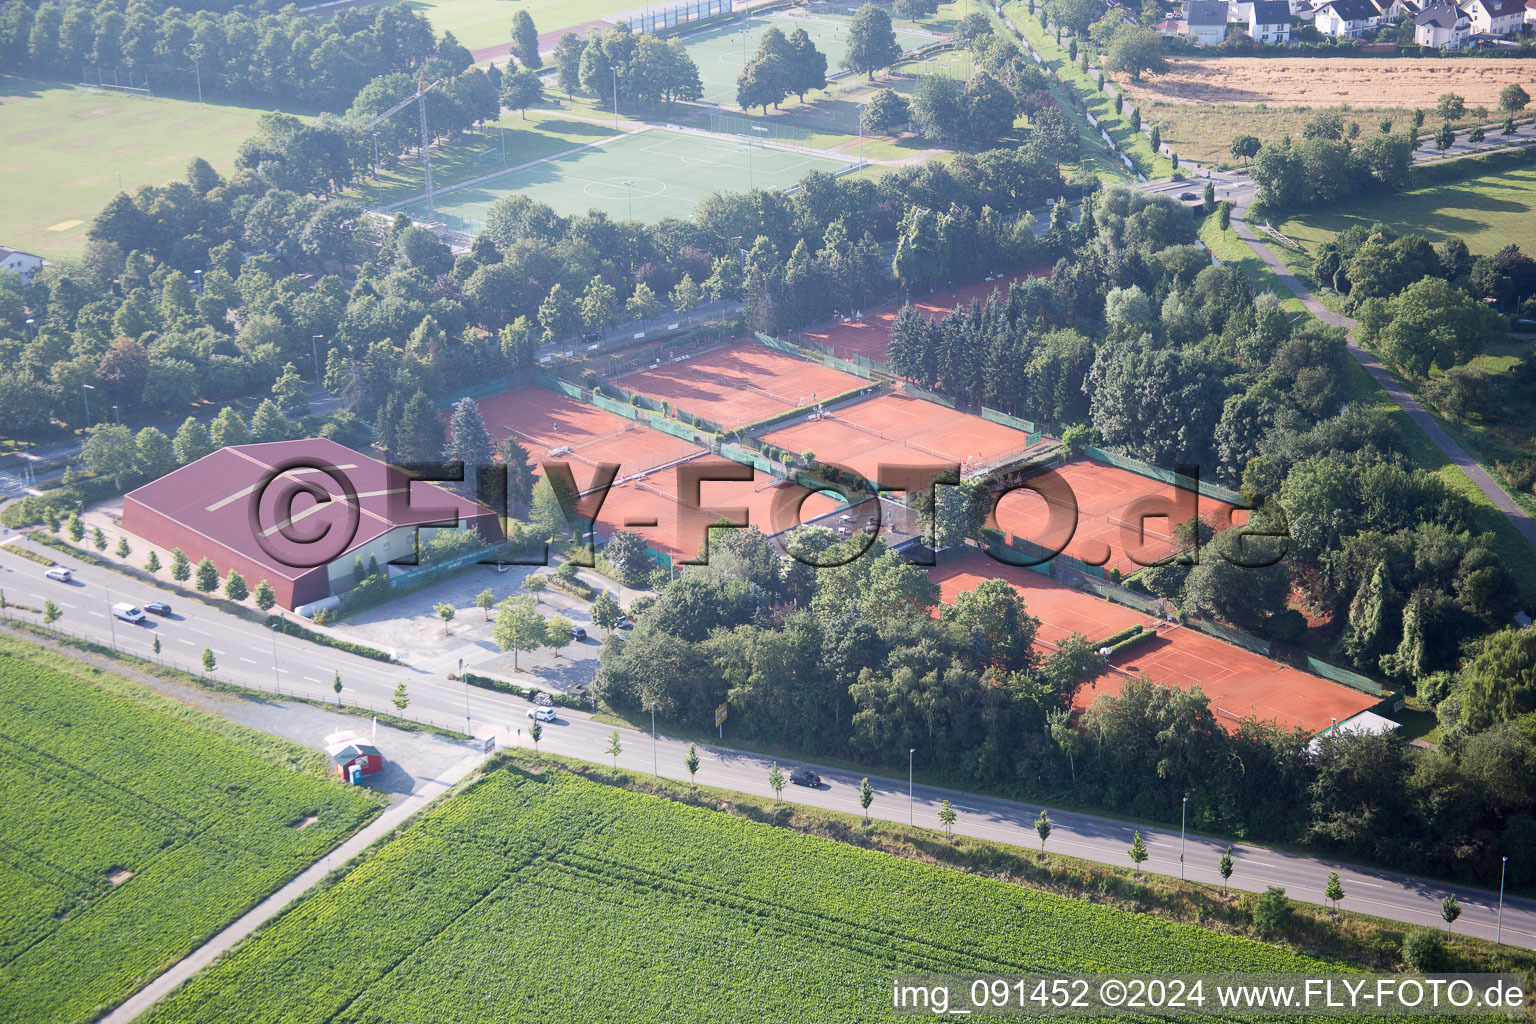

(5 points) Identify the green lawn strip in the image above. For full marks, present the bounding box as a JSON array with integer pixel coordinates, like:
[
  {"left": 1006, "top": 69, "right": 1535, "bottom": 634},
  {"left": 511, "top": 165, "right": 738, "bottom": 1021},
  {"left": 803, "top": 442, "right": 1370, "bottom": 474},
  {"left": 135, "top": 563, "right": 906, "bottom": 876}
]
[
  {"left": 999, "top": 1, "right": 1169, "bottom": 179},
  {"left": 0, "top": 75, "right": 293, "bottom": 260},
  {"left": 406, "top": 0, "right": 648, "bottom": 53},
  {"left": 135, "top": 754, "right": 1442, "bottom": 1024},
  {"left": 0, "top": 630, "right": 385, "bottom": 1024},
  {"left": 1197, "top": 214, "right": 1308, "bottom": 315}
]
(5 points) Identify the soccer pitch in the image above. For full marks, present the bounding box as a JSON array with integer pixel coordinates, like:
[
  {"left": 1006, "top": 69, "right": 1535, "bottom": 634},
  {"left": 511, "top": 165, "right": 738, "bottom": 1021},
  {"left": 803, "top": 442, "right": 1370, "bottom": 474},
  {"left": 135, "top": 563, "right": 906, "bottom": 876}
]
[
  {"left": 401, "top": 127, "right": 853, "bottom": 229},
  {"left": 682, "top": 12, "right": 944, "bottom": 107}
]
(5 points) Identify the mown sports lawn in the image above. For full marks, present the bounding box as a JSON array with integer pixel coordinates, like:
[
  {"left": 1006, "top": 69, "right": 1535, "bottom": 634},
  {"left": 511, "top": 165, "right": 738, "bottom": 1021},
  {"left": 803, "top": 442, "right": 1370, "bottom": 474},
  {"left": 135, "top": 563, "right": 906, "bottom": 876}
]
[
  {"left": 0, "top": 634, "right": 384, "bottom": 1024},
  {"left": 139, "top": 759, "right": 1352, "bottom": 1024},
  {"left": 0, "top": 76, "right": 288, "bottom": 260},
  {"left": 396, "top": 126, "right": 852, "bottom": 230},
  {"left": 1276, "top": 164, "right": 1536, "bottom": 257},
  {"left": 393, "top": 0, "right": 638, "bottom": 54}
]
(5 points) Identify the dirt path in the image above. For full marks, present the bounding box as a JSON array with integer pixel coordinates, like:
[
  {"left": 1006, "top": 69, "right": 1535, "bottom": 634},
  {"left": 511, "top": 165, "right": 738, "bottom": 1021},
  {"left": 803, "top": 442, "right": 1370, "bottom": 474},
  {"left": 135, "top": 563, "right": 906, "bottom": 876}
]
[{"left": 1228, "top": 198, "right": 1536, "bottom": 552}]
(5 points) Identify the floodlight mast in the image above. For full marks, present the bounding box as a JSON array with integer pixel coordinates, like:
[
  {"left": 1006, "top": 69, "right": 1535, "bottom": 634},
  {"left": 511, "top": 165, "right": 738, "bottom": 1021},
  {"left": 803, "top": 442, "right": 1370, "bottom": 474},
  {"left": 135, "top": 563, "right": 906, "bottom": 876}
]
[{"left": 361, "top": 74, "right": 445, "bottom": 220}]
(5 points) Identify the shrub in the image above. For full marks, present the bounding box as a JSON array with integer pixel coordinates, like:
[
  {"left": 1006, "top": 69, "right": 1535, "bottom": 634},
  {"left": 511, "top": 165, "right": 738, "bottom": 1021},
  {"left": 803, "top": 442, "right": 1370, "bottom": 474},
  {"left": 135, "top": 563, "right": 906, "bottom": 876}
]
[
  {"left": 1402, "top": 927, "right": 1445, "bottom": 972},
  {"left": 1253, "top": 886, "right": 1292, "bottom": 936}
]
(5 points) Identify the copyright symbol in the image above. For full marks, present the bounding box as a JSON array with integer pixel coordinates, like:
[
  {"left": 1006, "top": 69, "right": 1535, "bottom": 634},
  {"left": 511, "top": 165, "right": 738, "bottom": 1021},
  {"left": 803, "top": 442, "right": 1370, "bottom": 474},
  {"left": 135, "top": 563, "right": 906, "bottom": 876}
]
[
  {"left": 1100, "top": 980, "right": 1126, "bottom": 1008},
  {"left": 248, "top": 458, "right": 361, "bottom": 570}
]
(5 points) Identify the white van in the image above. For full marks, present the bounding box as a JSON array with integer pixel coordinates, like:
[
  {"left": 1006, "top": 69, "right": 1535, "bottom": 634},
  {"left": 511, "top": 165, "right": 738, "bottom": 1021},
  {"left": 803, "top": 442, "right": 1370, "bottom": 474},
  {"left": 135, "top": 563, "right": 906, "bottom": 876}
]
[{"left": 111, "top": 603, "right": 146, "bottom": 624}]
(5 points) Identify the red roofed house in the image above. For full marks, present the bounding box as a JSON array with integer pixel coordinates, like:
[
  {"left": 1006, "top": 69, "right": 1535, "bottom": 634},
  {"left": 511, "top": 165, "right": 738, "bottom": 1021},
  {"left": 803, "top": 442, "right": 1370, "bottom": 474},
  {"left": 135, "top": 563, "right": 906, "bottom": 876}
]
[
  {"left": 122, "top": 438, "right": 500, "bottom": 611},
  {"left": 326, "top": 732, "right": 384, "bottom": 780}
]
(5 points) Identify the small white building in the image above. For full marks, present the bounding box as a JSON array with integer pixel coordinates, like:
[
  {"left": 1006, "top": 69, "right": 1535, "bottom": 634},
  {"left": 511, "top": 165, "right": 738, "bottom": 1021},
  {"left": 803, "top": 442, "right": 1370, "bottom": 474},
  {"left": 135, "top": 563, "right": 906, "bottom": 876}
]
[
  {"left": 1313, "top": 0, "right": 1381, "bottom": 34},
  {"left": 1308, "top": 709, "right": 1401, "bottom": 752},
  {"left": 1184, "top": 0, "right": 1233, "bottom": 42},
  {"left": 1249, "top": 0, "right": 1294, "bottom": 41},
  {"left": 0, "top": 246, "right": 44, "bottom": 284},
  {"left": 1461, "top": 0, "right": 1524, "bottom": 33},
  {"left": 1415, "top": 2, "right": 1472, "bottom": 44}
]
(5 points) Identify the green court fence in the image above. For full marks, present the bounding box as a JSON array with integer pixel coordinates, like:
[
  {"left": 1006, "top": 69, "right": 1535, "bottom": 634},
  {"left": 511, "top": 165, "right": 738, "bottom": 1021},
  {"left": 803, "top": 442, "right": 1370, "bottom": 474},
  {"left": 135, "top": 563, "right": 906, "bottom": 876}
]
[
  {"left": 389, "top": 544, "right": 499, "bottom": 591},
  {"left": 1305, "top": 657, "right": 1385, "bottom": 697},
  {"left": 980, "top": 406, "right": 1039, "bottom": 434},
  {"left": 593, "top": 393, "right": 641, "bottom": 420},
  {"left": 539, "top": 374, "right": 590, "bottom": 402},
  {"left": 1084, "top": 445, "right": 1246, "bottom": 506},
  {"left": 650, "top": 415, "right": 709, "bottom": 445},
  {"left": 721, "top": 443, "right": 771, "bottom": 472},
  {"left": 1189, "top": 617, "right": 1272, "bottom": 657},
  {"left": 902, "top": 379, "right": 958, "bottom": 410},
  {"left": 753, "top": 332, "right": 802, "bottom": 356},
  {"left": 1076, "top": 574, "right": 1169, "bottom": 616}
]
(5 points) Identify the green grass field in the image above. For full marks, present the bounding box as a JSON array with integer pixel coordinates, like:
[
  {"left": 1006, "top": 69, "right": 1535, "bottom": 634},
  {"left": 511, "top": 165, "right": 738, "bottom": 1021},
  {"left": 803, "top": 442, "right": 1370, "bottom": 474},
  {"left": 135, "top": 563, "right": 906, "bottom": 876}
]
[
  {"left": 138, "top": 760, "right": 1349, "bottom": 1024},
  {"left": 1276, "top": 164, "right": 1536, "bottom": 257},
  {"left": 399, "top": 0, "right": 635, "bottom": 53},
  {"left": 400, "top": 126, "right": 852, "bottom": 229},
  {"left": 0, "top": 633, "right": 384, "bottom": 1024},
  {"left": 0, "top": 76, "right": 292, "bottom": 261}
]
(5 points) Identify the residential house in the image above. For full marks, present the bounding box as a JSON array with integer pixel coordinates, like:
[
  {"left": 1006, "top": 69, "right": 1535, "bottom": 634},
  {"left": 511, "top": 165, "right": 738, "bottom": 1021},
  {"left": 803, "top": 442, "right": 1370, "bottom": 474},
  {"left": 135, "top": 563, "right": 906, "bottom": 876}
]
[
  {"left": 1415, "top": 2, "right": 1472, "bottom": 43},
  {"left": 1526, "top": 0, "right": 1536, "bottom": 26},
  {"left": 1229, "top": 0, "right": 1256, "bottom": 21},
  {"left": 1461, "top": 0, "right": 1524, "bottom": 33},
  {"left": 1185, "top": 0, "right": 1233, "bottom": 42},
  {"left": 1249, "top": 0, "right": 1294, "bottom": 40},
  {"left": 1313, "top": 0, "right": 1381, "bottom": 34},
  {"left": 0, "top": 245, "right": 44, "bottom": 283}
]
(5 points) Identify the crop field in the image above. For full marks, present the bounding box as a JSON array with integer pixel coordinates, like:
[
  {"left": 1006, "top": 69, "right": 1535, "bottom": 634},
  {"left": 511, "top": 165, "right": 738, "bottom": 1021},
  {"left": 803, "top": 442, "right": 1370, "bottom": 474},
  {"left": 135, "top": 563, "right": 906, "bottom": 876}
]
[
  {"left": 138, "top": 763, "right": 1348, "bottom": 1023},
  {"left": 0, "top": 634, "right": 384, "bottom": 1024},
  {"left": 1139, "top": 101, "right": 1415, "bottom": 167},
  {"left": 400, "top": 126, "right": 851, "bottom": 230},
  {"left": 1126, "top": 57, "right": 1534, "bottom": 109},
  {"left": 1275, "top": 163, "right": 1536, "bottom": 257},
  {"left": 0, "top": 76, "right": 279, "bottom": 260}
]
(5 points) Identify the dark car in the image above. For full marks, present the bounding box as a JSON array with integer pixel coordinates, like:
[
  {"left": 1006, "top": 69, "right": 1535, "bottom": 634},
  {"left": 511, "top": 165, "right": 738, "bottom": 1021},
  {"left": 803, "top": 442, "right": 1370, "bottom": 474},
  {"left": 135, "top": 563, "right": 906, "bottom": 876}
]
[
  {"left": 1178, "top": 192, "right": 1198, "bottom": 201},
  {"left": 789, "top": 768, "right": 821, "bottom": 787},
  {"left": 144, "top": 601, "right": 172, "bottom": 616},
  {"left": 571, "top": 626, "right": 587, "bottom": 640}
]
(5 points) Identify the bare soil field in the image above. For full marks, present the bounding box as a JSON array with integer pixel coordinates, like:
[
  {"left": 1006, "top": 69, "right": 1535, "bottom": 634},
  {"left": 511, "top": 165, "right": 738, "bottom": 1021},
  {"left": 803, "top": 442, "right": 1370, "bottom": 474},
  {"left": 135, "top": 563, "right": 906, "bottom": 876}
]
[{"left": 1128, "top": 58, "right": 1535, "bottom": 108}]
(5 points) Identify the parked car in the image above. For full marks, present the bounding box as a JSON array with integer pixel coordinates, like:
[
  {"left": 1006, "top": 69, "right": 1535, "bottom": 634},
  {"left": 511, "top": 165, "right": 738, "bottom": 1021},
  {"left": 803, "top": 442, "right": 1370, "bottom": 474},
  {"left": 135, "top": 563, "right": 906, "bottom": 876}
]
[
  {"left": 614, "top": 613, "right": 632, "bottom": 630},
  {"left": 143, "top": 601, "right": 172, "bottom": 616},
  {"left": 1178, "top": 192, "right": 1198, "bottom": 201},
  {"left": 571, "top": 626, "right": 587, "bottom": 641},
  {"left": 44, "top": 566, "right": 72, "bottom": 582},
  {"left": 111, "top": 603, "right": 146, "bottom": 624},
  {"left": 789, "top": 768, "right": 821, "bottom": 787}
]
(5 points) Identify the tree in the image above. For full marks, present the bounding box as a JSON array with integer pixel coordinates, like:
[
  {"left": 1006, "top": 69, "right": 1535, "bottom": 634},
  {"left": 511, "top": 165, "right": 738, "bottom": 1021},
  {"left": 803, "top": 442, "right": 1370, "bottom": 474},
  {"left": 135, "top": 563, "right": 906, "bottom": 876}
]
[
  {"left": 1468, "top": 125, "right": 1485, "bottom": 145},
  {"left": 670, "top": 274, "right": 703, "bottom": 323},
  {"left": 529, "top": 719, "right": 542, "bottom": 750},
  {"left": 842, "top": 4, "right": 902, "bottom": 80},
  {"left": 1440, "top": 893, "right": 1461, "bottom": 933},
  {"left": 82, "top": 424, "right": 135, "bottom": 488},
  {"left": 1254, "top": 886, "right": 1291, "bottom": 935},
  {"left": 581, "top": 275, "right": 620, "bottom": 336},
  {"left": 254, "top": 579, "right": 275, "bottom": 611},
  {"left": 501, "top": 68, "right": 542, "bottom": 119},
  {"left": 939, "top": 799, "right": 957, "bottom": 838},
  {"left": 394, "top": 392, "right": 442, "bottom": 463},
  {"left": 1435, "top": 92, "right": 1465, "bottom": 122},
  {"left": 543, "top": 614, "right": 574, "bottom": 657},
  {"left": 152, "top": 635, "right": 160, "bottom": 658},
  {"left": 144, "top": 550, "right": 161, "bottom": 574},
  {"left": 91, "top": 526, "right": 107, "bottom": 552},
  {"left": 67, "top": 512, "right": 84, "bottom": 542},
  {"left": 248, "top": 400, "right": 290, "bottom": 444},
  {"left": 1218, "top": 846, "right": 1234, "bottom": 894},
  {"left": 134, "top": 427, "right": 176, "bottom": 480},
  {"left": 786, "top": 27, "right": 827, "bottom": 102},
  {"left": 444, "top": 397, "right": 493, "bottom": 469},
  {"left": 435, "top": 601, "right": 456, "bottom": 633},
  {"left": 1128, "top": 830, "right": 1148, "bottom": 873},
  {"left": 1149, "top": 124, "right": 1161, "bottom": 152},
  {"left": 537, "top": 282, "right": 580, "bottom": 343},
  {"left": 1324, "top": 871, "right": 1345, "bottom": 912},
  {"left": 170, "top": 548, "right": 190, "bottom": 582},
  {"left": 1434, "top": 121, "right": 1455, "bottom": 152},
  {"left": 1498, "top": 83, "right": 1530, "bottom": 113},
  {"left": 768, "top": 762, "right": 786, "bottom": 805},
  {"left": 475, "top": 589, "right": 496, "bottom": 621},
  {"left": 625, "top": 281, "right": 661, "bottom": 325},
  {"left": 553, "top": 32, "right": 584, "bottom": 97},
  {"left": 1458, "top": 626, "right": 1536, "bottom": 729},
  {"left": 272, "top": 362, "right": 307, "bottom": 410},
  {"left": 523, "top": 574, "right": 548, "bottom": 603},
  {"left": 194, "top": 557, "right": 219, "bottom": 593},
  {"left": 493, "top": 595, "right": 545, "bottom": 669},
  {"left": 1105, "top": 28, "right": 1166, "bottom": 83},
  {"left": 859, "top": 777, "right": 874, "bottom": 823},
  {"left": 862, "top": 88, "right": 911, "bottom": 134},
  {"left": 201, "top": 647, "right": 216, "bottom": 674},
  {"left": 685, "top": 742, "right": 700, "bottom": 784},
  {"left": 209, "top": 406, "right": 248, "bottom": 449},
  {"left": 224, "top": 570, "right": 248, "bottom": 602},
  {"left": 43, "top": 599, "right": 61, "bottom": 625},
  {"left": 910, "top": 75, "right": 965, "bottom": 142},
  {"left": 392, "top": 681, "right": 410, "bottom": 712},
  {"left": 591, "top": 589, "right": 621, "bottom": 632},
  {"left": 511, "top": 10, "right": 541, "bottom": 69},
  {"left": 606, "top": 728, "right": 623, "bottom": 766},
  {"left": 1034, "top": 809, "right": 1052, "bottom": 851},
  {"left": 333, "top": 671, "right": 343, "bottom": 705},
  {"left": 1230, "top": 134, "right": 1260, "bottom": 166},
  {"left": 1403, "top": 928, "right": 1446, "bottom": 972}
]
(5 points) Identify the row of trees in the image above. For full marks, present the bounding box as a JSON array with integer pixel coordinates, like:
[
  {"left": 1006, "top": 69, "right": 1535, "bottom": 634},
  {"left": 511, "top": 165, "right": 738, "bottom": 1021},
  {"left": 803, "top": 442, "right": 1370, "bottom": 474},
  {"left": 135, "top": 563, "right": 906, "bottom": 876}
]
[{"left": 0, "top": 0, "right": 451, "bottom": 109}]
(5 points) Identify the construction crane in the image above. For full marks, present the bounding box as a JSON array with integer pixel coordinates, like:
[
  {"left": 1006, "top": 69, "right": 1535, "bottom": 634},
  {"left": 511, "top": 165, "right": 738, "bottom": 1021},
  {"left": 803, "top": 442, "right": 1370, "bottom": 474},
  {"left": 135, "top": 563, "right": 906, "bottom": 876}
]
[{"left": 363, "top": 73, "right": 445, "bottom": 219}]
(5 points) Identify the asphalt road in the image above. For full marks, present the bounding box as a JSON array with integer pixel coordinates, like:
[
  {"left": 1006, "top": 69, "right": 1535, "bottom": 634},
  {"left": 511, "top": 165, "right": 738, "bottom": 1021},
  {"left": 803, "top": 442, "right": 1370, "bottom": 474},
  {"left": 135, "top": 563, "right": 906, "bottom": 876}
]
[{"left": 4, "top": 538, "right": 1533, "bottom": 950}]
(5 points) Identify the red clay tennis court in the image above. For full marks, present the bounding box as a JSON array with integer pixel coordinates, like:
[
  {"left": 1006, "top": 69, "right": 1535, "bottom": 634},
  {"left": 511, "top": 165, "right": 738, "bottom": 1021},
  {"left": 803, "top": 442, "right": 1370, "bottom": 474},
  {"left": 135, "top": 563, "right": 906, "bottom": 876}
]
[
  {"left": 761, "top": 391, "right": 1036, "bottom": 481},
  {"left": 596, "top": 457, "right": 847, "bottom": 562},
  {"left": 931, "top": 550, "right": 1378, "bottom": 735},
  {"left": 992, "top": 458, "right": 1245, "bottom": 576},
  {"left": 472, "top": 385, "right": 703, "bottom": 486},
  {"left": 613, "top": 341, "right": 867, "bottom": 429},
  {"left": 803, "top": 268, "right": 1050, "bottom": 362}
]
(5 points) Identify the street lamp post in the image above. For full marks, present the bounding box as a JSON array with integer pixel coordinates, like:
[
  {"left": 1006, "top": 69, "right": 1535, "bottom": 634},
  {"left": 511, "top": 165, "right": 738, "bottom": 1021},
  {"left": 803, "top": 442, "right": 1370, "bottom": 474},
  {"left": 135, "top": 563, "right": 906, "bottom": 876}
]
[
  {"left": 269, "top": 622, "right": 281, "bottom": 695},
  {"left": 104, "top": 581, "right": 117, "bottom": 648},
  {"left": 1497, "top": 855, "right": 1508, "bottom": 945},
  {"left": 311, "top": 335, "right": 324, "bottom": 382},
  {"left": 193, "top": 268, "right": 202, "bottom": 295},
  {"left": 115, "top": 171, "right": 123, "bottom": 193},
  {"left": 650, "top": 703, "right": 657, "bottom": 776},
  {"left": 112, "top": 405, "right": 120, "bottom": 426},
  {"left": 624, "top": 179, "right": 634, "bottom": 220},
  {"left": 81, "top": 383, "right": 95, "bottom": 427},
  {"left": 460, "top": 658, "right": 471, "bottom": 736},
  {"left": 24, "top": 318, "right": 34, "bottom": 339},
  {"left": 610, "top": 65, "right": 619, "bottom": 129},
  {"left": 372, "top": 132, "right": 381, "bottom": 179},
  {"left": 908, "top": 747, "right": 915, "bottom": 826},
  {"left": 1180, "top": 794, "right": 1188, "bottom": 879}
]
